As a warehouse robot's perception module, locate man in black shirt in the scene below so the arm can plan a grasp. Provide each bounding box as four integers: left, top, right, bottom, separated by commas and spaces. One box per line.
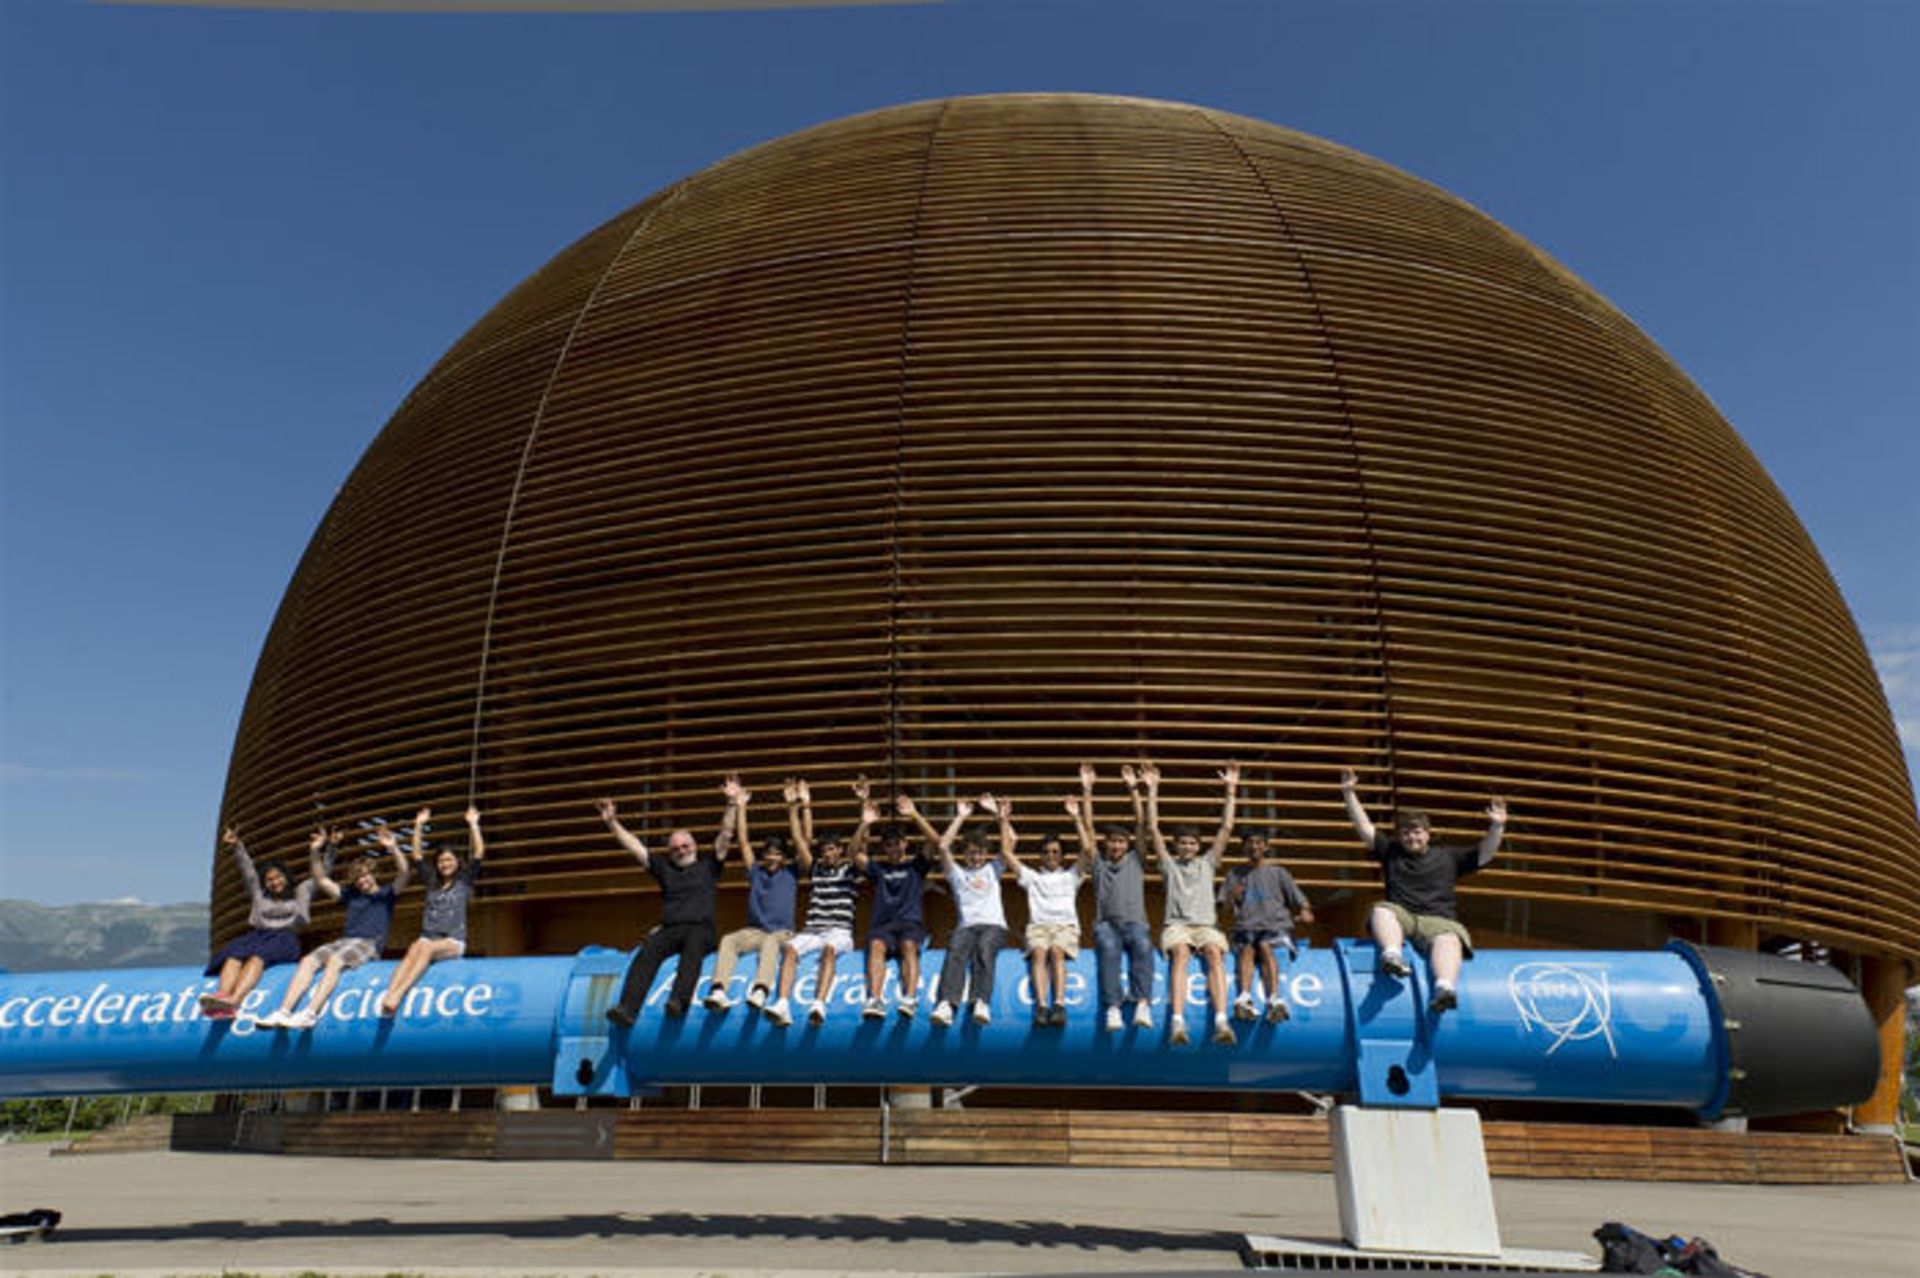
597, 776, 741, 1024
1340, 767, 1506, 1013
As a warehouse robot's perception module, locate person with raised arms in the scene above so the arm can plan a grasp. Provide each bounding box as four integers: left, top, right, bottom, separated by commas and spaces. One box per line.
701, 783, 796, 1013
998, 794, 1085, 1028
901, 792, 1009, 1028
1340, 767, 1506, 1014
200, 825, 321, 1018
597, 780, 734, 1026
259, 811, 418, 1029
376, 805, 484, 1017
855, 777, 934, 1021
1143, 760, 1240, 1046
1076, 763, 1157, 1033
765, 778, 868, 1027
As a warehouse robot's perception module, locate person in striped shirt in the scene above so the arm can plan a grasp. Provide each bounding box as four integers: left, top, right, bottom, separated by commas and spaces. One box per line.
766, 778, 869, 1027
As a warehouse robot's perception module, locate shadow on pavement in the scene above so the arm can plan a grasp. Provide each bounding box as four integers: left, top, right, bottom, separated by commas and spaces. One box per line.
52, 1210, 1248, 1256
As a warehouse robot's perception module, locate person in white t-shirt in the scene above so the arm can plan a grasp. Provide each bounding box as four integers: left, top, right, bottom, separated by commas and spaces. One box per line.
900, 792, 1010, 1028
987, 794, 1085, 1028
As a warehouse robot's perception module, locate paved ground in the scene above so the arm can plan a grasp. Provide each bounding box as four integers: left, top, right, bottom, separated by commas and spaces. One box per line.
0, 1145, 1913, 1277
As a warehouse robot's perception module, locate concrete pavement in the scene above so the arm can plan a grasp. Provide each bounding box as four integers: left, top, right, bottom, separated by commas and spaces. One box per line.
1, 1145, 1913, 1276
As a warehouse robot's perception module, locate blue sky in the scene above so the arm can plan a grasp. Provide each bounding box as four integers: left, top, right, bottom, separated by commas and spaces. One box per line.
2, 0, 1915, 906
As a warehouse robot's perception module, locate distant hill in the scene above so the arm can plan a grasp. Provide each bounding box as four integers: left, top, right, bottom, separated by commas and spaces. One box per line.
0, 899, 207, 972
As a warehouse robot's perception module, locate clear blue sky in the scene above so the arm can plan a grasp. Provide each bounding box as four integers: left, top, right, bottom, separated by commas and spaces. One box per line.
2, 0, 1915, 906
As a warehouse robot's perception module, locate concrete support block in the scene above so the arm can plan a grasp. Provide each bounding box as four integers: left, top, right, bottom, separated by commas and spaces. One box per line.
1331, 1105, 1500, 1257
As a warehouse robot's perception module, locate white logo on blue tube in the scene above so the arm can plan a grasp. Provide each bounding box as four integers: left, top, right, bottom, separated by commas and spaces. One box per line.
1508, 962, 1617, 1057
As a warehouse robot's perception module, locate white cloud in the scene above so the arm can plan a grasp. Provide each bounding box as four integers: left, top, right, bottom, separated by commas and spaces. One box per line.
1865, 626, 1920, 749
0, 762, 165, 783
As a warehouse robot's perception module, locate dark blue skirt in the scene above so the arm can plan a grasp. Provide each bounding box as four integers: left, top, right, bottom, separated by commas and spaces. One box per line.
205, 927, 301, 975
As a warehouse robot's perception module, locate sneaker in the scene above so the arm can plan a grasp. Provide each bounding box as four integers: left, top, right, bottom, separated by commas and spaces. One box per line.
287, 1007, 319, 1031
197, 992, 232, 1015
897, 996, 918, 1019
1169, 1015, 1191, 1046
766, 998, 793, 1027
862, 998, 887, 1020
664, 997, 689, 1018
1212, 1017, 1237, 1046
1266, 998, 1292, 1024
256, 1008, 291, 1030
1048, 1004, 1068, 1027
1104, 1006, 1124, 1033
808, 1000, 828, 1025
605, 1004, 637, 1028
1233, 994, 1258, 1022
1032, 1005, 1050, 1029
1132, 1001, 1154, 1030
930, 1000, 955, 1027
745, 984, 769, 1010
971, 1001, 992, 1026
1430, 983, 1457, 1014
1379, 949, 1411, 978
704, 987, 732, 1012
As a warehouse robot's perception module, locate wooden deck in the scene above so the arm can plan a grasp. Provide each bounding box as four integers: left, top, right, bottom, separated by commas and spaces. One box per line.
167, 1107, 1908, 1184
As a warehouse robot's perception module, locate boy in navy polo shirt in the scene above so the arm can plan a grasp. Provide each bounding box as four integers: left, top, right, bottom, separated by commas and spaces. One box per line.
855, 777, 935, 1020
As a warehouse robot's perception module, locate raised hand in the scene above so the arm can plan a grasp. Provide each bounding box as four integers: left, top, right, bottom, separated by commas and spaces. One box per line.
977, 792, 1001, 816
896, 794, 918, 819
851, 775, 871, 802
955, 796, 977, 819
464, 805, 481, 828
795, 778, 810, 806
860, 800, 880, 826
1078, 761, 1097, 791
221, 825, 240, 847
782, 778, 798, 805
594, 798, 617, 823
1340, 767, 1358, 791
414, 807, 431, 832
1219, 761, 1241, 790
1119, 764, 1139, 790
309, 828, 327, 853
722, 773, 749, 807
1139, 761, 1160, 790
375, 825, 400, 850
1487, 796, 1508, 824
1064, 795, 1082, 820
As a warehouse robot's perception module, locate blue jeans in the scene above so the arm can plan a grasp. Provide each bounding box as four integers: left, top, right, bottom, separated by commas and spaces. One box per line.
1093, 918, 1155, 1010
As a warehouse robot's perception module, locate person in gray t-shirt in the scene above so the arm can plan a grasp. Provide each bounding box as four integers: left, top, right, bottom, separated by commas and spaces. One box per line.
199, 825, 320, 1018
1068, 762, 1156, 1033
1143, 759, 1240, 1047
1221, 828, 1314, 1024
377, 806, 486, 1017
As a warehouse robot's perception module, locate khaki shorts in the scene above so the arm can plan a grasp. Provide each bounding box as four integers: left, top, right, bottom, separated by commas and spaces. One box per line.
1160, 923, 1227, 955
1381, 903, 1474, 954
1025, 922, 1081, 956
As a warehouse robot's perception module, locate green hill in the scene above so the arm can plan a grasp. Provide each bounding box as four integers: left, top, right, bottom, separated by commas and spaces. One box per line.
0, 899, 207, 971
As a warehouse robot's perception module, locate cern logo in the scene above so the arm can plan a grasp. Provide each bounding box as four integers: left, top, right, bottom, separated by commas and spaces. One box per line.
1507, 962, 1617, 1058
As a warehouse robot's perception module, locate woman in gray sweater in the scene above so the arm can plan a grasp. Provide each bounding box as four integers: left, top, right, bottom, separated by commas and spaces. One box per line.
200, 825, 320, 1018
376, 806, 485, 1017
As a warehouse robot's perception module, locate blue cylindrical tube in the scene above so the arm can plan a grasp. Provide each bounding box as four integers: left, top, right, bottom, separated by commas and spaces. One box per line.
0, 957, 573, 1096
0, 943, 1874, 1120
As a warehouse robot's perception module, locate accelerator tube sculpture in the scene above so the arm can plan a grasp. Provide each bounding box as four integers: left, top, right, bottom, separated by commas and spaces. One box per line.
0, 943, 1879, 1120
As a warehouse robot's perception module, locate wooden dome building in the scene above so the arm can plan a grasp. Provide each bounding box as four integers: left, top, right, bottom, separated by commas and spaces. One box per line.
213, 94, 1916, 1121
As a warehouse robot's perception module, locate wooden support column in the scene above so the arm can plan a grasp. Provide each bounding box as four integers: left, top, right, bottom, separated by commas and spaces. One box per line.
1854, 953, 1911, 1132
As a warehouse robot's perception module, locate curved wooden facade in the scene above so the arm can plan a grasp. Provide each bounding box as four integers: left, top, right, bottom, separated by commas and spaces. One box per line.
214, 94, 1918, 963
